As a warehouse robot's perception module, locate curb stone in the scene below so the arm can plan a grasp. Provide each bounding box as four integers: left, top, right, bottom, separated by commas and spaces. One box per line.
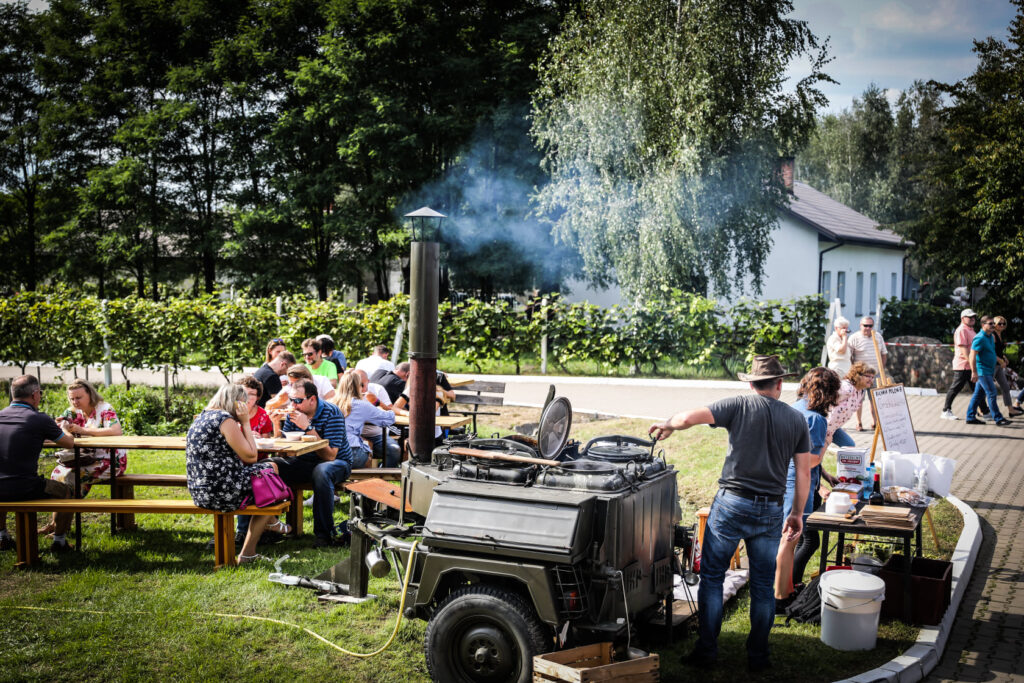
834, 494, 981, 683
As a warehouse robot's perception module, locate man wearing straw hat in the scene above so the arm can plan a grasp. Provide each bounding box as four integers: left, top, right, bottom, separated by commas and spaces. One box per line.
650, 355, 812, 673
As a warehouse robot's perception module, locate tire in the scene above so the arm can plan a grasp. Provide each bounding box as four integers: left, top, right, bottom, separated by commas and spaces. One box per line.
424, 584, 550, 683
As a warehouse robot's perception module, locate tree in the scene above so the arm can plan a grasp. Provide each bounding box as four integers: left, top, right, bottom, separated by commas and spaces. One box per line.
0, 2, 47, 291
899, 1, 1024, 312
531, 0, 831, 299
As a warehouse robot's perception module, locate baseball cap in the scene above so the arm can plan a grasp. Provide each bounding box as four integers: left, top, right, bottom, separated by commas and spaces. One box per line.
960, 308, 977, 318
315, 334, 334, 344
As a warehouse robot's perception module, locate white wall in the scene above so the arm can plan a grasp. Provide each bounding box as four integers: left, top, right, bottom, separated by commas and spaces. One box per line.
820, 243, 904, 320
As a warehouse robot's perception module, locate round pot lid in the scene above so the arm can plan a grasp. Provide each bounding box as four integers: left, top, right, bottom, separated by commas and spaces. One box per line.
537, 396, 572, 460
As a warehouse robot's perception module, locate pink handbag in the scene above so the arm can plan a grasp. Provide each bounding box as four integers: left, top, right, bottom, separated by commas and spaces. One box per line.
243, 469, 292, 508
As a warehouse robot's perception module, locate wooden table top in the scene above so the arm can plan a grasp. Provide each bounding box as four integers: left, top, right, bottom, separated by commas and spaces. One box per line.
392, 414, 472, 429
446, 375, 475, 388
47, 435, 327, 456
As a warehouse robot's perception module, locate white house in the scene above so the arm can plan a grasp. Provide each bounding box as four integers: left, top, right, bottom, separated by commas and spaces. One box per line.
565, 163, 910, 317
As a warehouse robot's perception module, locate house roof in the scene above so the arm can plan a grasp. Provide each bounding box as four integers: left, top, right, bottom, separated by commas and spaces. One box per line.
782, 181, 908, 249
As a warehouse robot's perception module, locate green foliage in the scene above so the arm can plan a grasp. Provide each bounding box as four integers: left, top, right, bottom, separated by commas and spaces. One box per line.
0, 290, 834, 379
531, 0, 831, 299
880, 298, 961, 342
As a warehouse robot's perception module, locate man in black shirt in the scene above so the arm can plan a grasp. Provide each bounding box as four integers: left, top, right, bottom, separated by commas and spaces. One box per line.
253, 352, 290, 409
0, 376, 75, 551
370, 362, 411, 404
650, 355, 811, 672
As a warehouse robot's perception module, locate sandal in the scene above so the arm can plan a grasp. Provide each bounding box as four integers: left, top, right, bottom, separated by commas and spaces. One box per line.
266, 520, 292, 535
237, 553, 270, 565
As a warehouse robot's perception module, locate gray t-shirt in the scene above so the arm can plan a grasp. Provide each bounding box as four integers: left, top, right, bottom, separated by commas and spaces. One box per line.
708, 394, 811, 496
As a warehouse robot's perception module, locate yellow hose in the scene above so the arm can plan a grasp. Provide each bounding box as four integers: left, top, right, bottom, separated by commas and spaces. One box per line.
8, 539, 420, 659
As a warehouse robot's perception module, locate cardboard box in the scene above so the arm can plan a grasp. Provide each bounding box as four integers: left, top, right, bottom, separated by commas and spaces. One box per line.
878, 554, 952, 624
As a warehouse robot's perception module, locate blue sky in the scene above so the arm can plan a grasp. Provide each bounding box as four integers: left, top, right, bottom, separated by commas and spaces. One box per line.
787, 0, 1019, 112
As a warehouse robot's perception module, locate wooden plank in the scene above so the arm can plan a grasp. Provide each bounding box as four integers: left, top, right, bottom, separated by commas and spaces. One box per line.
445, 376, 476, 388
463, 380, 506, 393
343, 479, 412, 512
453, 393, 504, 407
43, 436, 327, 457
98, 474, 187, 486
350, 468, 401, 481
0, 499, 289, 515
392, 414, 472, 428
448, 447, 558, 466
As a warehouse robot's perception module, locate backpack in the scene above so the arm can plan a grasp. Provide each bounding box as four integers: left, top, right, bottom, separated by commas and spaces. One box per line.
784, 575, 822, 625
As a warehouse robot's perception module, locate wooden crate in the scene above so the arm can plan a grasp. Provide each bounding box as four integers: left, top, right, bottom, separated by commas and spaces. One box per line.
533, 642, 659, 682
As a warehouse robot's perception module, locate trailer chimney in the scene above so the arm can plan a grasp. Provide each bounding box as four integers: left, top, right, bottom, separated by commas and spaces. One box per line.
404, 207, 445, 463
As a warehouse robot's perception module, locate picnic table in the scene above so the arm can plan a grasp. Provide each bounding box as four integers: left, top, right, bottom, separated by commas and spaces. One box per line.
45, 436, 326, 549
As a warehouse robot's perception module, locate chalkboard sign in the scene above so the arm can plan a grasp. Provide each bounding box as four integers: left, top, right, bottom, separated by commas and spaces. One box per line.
870, 384, 919, 455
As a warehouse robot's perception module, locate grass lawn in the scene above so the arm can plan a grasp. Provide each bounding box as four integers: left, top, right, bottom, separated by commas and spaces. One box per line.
0, 408, 963, 682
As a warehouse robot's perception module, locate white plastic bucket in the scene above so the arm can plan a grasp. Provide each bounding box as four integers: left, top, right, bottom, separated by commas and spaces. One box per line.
819, 570, 885, 650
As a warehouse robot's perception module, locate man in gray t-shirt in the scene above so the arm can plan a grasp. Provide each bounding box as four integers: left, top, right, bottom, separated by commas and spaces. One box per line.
650, 355, 812, 672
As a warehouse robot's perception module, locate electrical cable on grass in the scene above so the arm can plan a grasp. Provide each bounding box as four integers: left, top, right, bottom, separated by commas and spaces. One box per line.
9, 539, 420, 659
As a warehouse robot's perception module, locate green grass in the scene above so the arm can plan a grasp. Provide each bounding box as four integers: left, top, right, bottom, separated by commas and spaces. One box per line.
0, 414, 963, 682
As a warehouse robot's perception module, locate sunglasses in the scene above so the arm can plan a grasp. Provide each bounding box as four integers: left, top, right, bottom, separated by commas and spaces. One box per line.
303, 351, 317, 358
289, 396, 306, 405
270, 338, 285, 344
861, 324, 873, 328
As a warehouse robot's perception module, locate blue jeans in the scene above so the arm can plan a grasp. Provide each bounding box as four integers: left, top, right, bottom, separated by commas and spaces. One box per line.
967, 375, 1004, 421
367, 431, 402, 468
832, 428, 855, 448
697, 489, 784, 663
275, 453, 353, 540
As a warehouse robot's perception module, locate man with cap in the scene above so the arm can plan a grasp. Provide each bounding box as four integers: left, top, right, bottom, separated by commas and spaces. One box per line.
650, 355, 812, 672
316, 334, 346, 374
941, 308, 987, 420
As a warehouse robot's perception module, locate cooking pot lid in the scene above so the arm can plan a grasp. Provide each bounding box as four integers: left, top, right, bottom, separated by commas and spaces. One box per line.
537, 396, 572, 460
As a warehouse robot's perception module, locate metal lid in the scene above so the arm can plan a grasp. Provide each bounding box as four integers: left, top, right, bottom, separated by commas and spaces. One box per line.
537, 396, 572, 460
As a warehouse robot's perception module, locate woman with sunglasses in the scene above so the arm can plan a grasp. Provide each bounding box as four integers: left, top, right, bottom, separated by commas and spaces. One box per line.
265, 338, 287, 364
992, 317, 1023, 416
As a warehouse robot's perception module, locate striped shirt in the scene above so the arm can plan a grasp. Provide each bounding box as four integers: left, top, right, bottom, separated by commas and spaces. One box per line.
283, 399, 351, 464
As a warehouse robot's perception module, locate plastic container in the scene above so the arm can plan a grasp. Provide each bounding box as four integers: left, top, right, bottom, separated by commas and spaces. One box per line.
848, 553, 883, 575
819, 570, 886, 650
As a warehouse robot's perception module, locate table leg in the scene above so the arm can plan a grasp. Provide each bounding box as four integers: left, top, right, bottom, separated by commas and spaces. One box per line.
836, 532, 846, 566
287, 487, 303, 537
818, 530, 831, 575
15, 511, 39, 568
915, 523, 923, 558
73, 446, 82, 552
109, 458, 117, 536
214, 513, 236, 569
903, 536, 913, 621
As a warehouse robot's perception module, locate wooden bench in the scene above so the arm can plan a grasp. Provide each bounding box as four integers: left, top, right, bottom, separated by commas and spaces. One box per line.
0, 499, 289, 569
286, 467, 402, 536
448, 380, 506, 433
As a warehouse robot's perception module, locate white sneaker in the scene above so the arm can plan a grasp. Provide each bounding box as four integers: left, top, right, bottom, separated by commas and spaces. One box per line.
941, 410, 959, 420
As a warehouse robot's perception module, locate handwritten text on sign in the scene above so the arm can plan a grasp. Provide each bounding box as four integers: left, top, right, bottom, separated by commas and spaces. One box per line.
871, 384, 919, 455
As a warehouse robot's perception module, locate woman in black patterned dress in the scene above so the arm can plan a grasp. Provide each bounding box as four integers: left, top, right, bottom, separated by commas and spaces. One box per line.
186, 384, 279, 563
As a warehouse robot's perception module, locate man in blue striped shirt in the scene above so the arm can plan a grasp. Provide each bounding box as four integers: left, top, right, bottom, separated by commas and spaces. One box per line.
270, 380, 351, 547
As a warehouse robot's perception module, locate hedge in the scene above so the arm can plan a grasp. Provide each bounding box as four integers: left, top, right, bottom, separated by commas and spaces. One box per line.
1, 286, 831, 378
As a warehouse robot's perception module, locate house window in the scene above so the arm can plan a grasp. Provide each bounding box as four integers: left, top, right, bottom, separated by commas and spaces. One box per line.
855, 272, 864, 317
821, 271, 832, 300
870, 273, 878, 314
837, 272, 846, 309
891, 273, 898, 298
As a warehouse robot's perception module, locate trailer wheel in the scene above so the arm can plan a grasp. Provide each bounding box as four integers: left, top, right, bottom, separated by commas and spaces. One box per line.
424, 585, 549, 683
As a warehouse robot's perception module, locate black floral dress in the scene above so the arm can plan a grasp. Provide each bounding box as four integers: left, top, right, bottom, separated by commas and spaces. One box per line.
185, 410, 273, 511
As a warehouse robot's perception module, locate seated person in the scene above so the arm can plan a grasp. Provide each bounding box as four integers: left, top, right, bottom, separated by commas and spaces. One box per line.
355, 345, 395, 377
0, 376, 75, 553
235, 375, 273, 437
269, 380, 351, 547
302, 338, 339, 388
333, 371, 399, 468
185, 385, 281, 563
355, 369, 399, 464
370, 362, 410, 404
254, 350, 290, 409
266, 364, 334, 411
38, 379, 127, 544
264, 338, 287, 366
393, 390, 447, 447
316, 334, 347, 374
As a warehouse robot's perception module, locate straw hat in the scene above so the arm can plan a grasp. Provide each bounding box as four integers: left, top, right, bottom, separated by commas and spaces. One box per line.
737, 355, 797, 382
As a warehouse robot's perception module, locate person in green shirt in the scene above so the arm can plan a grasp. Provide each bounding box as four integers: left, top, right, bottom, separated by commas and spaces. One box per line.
302, 338, 339, 388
